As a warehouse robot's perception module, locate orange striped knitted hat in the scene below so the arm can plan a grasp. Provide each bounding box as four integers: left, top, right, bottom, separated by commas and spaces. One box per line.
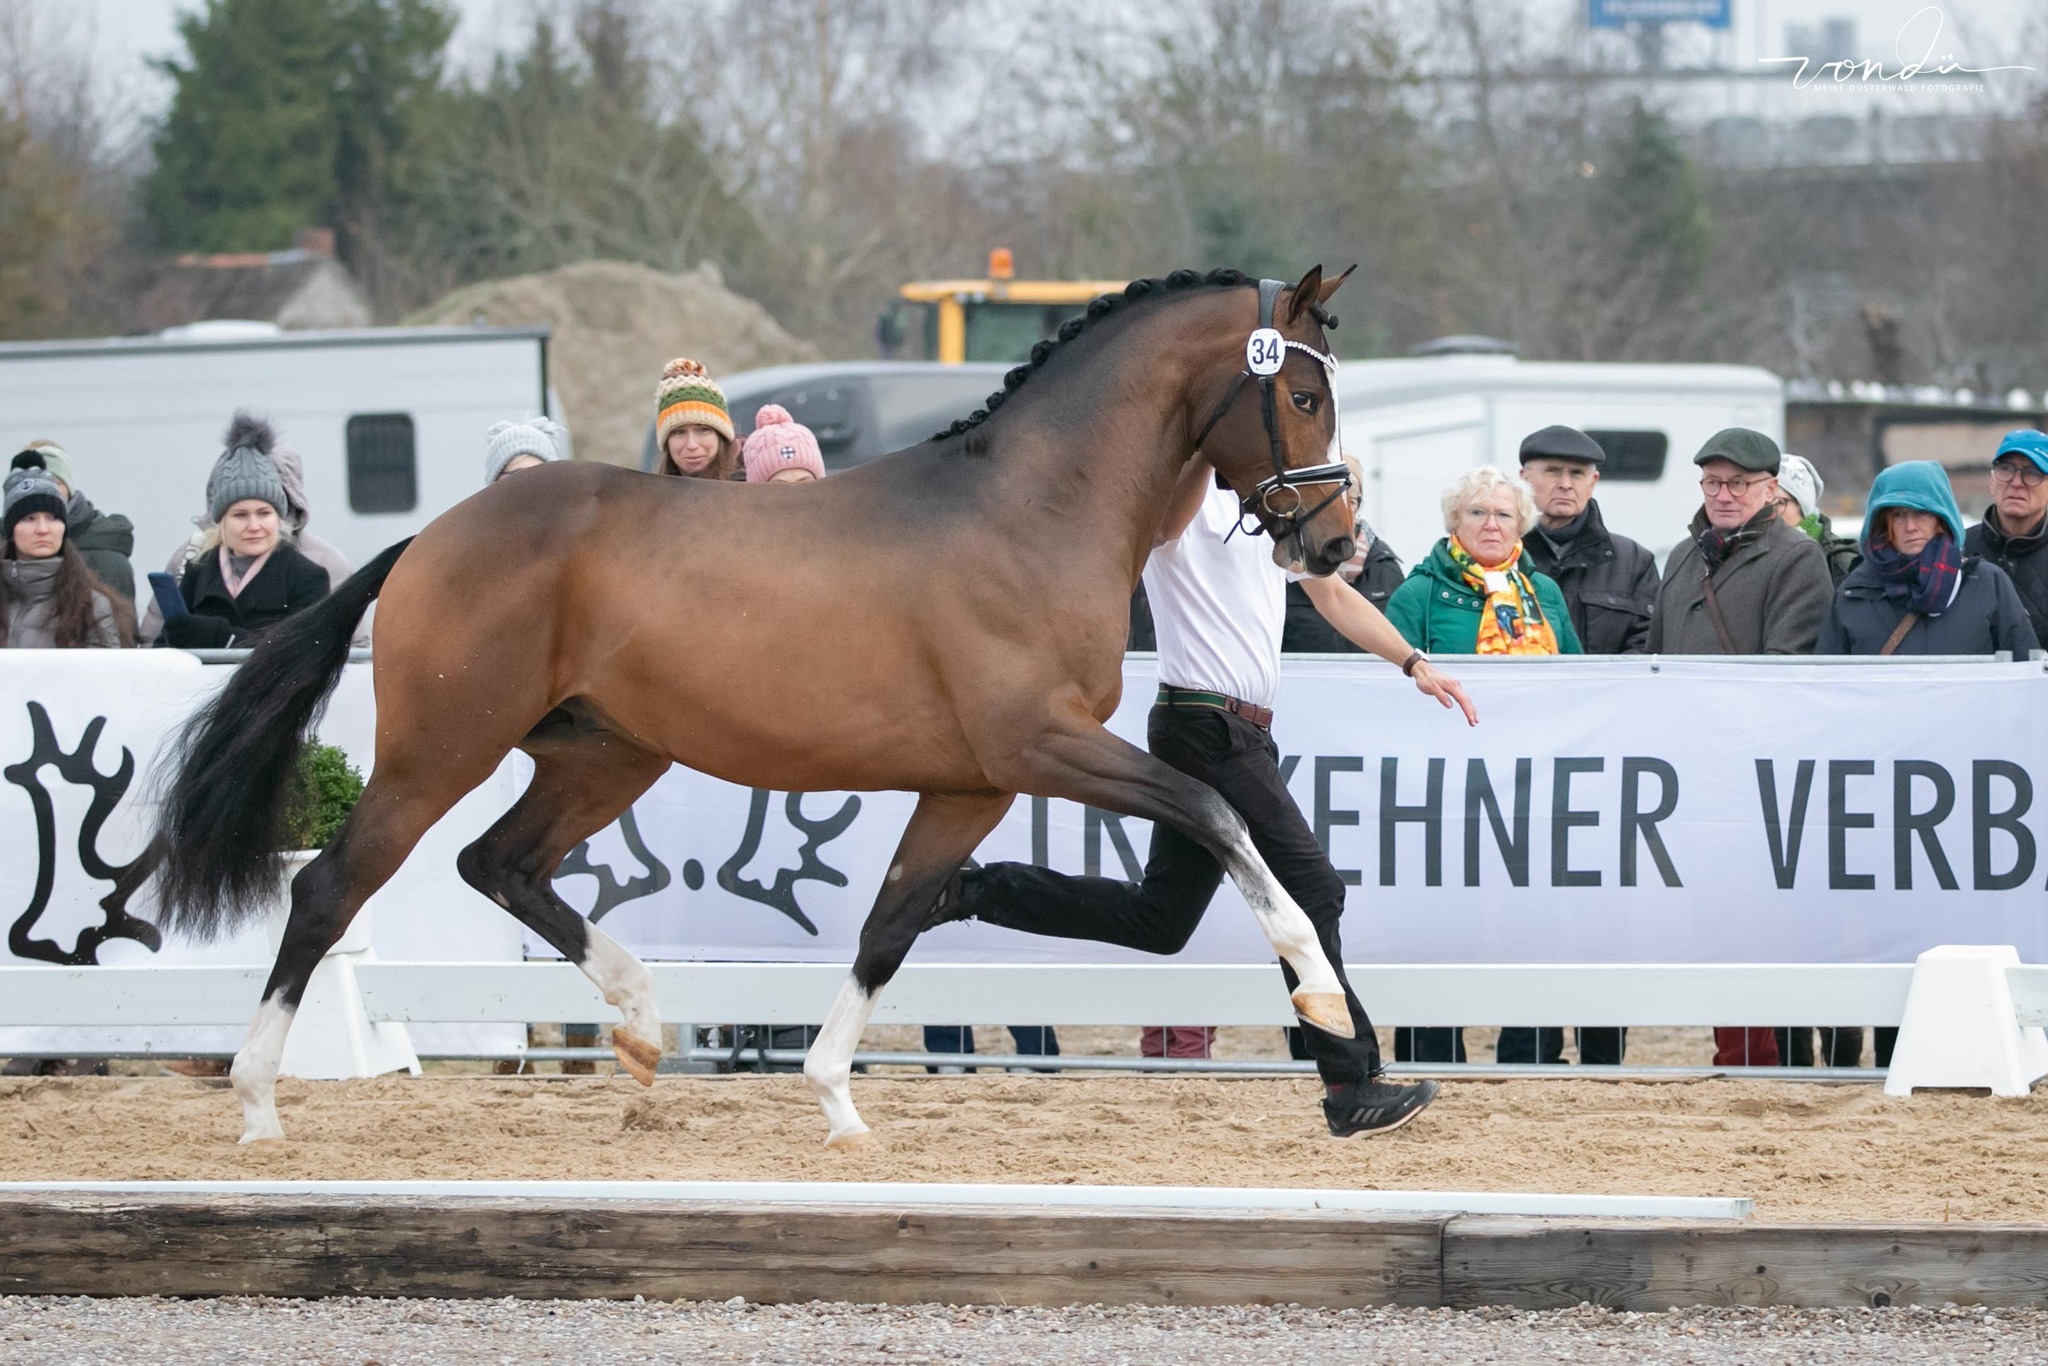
655, 358, 734, 448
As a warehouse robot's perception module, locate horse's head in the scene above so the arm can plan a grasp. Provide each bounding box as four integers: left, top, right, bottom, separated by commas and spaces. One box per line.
1193, 264, 1356, 577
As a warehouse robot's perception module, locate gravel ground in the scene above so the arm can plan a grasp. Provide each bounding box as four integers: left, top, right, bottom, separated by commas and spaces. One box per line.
2, 1297, 2045, 1365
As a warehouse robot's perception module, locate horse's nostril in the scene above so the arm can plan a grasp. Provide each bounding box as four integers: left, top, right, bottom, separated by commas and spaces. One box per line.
1324, 536, 1355, 568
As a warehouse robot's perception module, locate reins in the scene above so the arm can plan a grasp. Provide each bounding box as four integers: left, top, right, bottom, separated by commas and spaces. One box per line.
1189, 277, 1354, 551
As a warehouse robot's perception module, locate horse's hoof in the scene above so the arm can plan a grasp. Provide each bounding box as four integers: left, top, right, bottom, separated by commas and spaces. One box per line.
238, 1115, 284, 1145
825, 1128, 881, 1153
611, 1028, 662, 1087
1292, 989, 1356, 1039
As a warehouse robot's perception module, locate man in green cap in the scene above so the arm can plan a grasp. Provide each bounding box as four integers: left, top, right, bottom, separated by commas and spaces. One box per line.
1648, 426, 1831, 657
1648, 426, 1832, 1072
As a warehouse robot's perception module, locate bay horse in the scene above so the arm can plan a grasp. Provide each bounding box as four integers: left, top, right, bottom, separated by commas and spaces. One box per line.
155, 265, 1361, 1149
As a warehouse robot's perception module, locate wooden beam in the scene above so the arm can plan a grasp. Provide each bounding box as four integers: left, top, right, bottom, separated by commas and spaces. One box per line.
0, 1196, 1447, 1308
7, 1196, 2046, 1309
1441, 1217, 2048, 1310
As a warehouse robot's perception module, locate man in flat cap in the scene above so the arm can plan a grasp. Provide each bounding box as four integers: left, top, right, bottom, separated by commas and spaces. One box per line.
1648, 427, 1830, 657
1648, 427, 1832, 1072
1503, 424, 1656, 1070
1518, 425, 1659, 656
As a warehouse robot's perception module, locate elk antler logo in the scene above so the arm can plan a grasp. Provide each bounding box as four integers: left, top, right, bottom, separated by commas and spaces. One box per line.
5, 702, 161, 965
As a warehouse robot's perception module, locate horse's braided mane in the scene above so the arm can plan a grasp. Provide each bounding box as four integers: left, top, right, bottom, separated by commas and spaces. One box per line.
930, 266, 1311, 444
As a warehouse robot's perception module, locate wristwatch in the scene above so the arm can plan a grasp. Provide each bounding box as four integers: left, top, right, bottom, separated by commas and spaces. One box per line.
1401, 649, 1430, 677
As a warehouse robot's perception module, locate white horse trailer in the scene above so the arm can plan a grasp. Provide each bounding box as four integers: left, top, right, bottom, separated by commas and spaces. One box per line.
0, 325, 552, 574
1338, 356, 1785, 563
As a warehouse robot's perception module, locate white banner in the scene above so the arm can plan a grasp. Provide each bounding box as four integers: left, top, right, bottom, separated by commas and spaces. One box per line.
0, 652, 521, 1053
0, 654, 2042, 1034
559, 656, 2048, 967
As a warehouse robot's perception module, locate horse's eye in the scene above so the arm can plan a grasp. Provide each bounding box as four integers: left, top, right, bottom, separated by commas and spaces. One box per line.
1291, 391, 1318, 414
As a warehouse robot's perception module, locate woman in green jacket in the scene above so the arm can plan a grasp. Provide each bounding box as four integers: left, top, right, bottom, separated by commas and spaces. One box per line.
1383, 465, 1580, 1068
1385, 466, 1584, 657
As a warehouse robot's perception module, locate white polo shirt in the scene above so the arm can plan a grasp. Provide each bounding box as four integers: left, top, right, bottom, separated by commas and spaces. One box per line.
1143, 484, 1306, 710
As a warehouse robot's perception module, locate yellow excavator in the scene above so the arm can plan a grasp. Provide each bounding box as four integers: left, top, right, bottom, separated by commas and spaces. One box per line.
887, 250, 1128, 364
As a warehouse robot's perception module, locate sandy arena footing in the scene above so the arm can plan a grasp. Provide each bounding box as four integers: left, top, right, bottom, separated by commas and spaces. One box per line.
1, 1073, 2042, 1310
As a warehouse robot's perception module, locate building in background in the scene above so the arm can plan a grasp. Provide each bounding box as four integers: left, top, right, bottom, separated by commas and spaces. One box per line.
135, 228, 372, 335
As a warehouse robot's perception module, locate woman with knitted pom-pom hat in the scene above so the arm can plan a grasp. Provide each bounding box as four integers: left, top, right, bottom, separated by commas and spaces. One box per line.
654, 358, 738, 479
741, 405, 825, 484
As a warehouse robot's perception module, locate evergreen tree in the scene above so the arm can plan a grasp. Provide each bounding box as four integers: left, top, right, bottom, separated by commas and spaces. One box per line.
396, 2, 756, 287
147, 0, 453, 254
1600, 102, 1710, 304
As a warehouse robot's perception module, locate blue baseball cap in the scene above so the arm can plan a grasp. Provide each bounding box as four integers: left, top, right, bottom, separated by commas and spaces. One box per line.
1994, 429, 2048, 473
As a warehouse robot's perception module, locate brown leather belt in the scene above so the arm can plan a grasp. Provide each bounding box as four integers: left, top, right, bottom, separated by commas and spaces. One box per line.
1155, 684, 1274, 730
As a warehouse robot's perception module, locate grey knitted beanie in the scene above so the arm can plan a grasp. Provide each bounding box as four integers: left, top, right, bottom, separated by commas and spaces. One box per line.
483, 416, 571, 484
3, 462, 68, 537
208, 412, 289, 524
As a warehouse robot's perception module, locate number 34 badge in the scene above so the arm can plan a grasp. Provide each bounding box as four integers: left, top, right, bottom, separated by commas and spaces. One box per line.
1246, 328, 1285, 376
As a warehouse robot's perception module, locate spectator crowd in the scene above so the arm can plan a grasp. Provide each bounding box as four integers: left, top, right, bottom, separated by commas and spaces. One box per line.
7, 354, 2046, 1075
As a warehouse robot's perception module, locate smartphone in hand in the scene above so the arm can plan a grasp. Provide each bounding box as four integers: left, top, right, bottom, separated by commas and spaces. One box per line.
147, 571, 189, 622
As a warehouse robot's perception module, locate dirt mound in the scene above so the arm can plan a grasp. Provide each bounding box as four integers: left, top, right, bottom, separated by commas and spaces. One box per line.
405, 260, 819, 467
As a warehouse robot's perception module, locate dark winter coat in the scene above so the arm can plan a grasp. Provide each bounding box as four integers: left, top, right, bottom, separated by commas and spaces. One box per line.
1647, 510, 1832, 655
1281, 538, 1406, 652
65, 494, 135, 605
158, 541, 330, 649
1809, 512, 1861, 587
1964, 509, 2048, 648
1520, 500, 1658, 655
1817, 558, 2039, 657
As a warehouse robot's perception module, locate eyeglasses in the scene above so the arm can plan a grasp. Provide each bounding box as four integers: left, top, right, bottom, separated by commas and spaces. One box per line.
1990, 462, 2047, 488
1699, 475, 1771, 496
1461, 508, 1518, 524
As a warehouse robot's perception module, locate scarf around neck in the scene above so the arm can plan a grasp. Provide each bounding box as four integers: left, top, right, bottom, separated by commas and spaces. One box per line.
1446, 537, 1559, 655
1695, 505, 1773, 574
1865, 532, 1963, 616
218, 545, 273, 600
1536, 506, 1591, 558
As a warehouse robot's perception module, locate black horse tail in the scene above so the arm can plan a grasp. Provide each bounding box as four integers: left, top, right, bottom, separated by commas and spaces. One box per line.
153, 537, 414, 940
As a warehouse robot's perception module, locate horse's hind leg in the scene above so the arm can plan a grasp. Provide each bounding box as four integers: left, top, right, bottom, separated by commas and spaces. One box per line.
991, 712, 1353, 1039
457, 724, 670, 1084
805, 789, 1014, 1150
234, 751, 501, 1142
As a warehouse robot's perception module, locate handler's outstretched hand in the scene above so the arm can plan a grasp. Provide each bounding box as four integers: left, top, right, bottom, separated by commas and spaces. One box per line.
1414, 662, 1478, 726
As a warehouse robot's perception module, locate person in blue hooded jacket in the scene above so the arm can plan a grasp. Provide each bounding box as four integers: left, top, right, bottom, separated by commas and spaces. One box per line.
1816, 461, 2038, 659
1812, 462, 2038, 1071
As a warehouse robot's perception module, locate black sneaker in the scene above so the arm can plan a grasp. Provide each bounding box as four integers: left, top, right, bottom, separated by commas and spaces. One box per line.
1323, 1076, 1440, 1138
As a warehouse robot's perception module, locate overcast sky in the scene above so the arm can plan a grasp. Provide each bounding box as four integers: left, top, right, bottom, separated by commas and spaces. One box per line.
42, 0, 2045, 137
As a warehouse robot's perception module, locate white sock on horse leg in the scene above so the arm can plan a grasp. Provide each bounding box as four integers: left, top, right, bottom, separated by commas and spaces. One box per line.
804, 975, 878, 1146
231, 995, 294, 1144
1222, 831, 1340, 995
582, 925, 660, 1052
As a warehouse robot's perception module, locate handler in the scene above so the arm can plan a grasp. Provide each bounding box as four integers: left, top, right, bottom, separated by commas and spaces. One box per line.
938, 454, 1477, 1138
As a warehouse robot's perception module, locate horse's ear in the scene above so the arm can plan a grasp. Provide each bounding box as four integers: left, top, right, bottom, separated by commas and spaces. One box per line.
1317, 264, 1357, 304
1285, 264, 1324, 325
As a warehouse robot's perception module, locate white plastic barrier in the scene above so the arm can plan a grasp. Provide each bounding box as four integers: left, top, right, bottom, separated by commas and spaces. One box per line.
4, 954, 2042, 1091
0, 960, 1918, 1032
0, 959, 1911, 1075
1883, 947, 2048, 1098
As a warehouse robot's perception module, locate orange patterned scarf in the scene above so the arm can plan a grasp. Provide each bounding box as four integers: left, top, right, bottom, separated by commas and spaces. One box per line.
1447, 538, 1559, 656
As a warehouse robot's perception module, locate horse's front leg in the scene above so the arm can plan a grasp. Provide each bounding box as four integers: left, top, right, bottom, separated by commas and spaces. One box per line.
803, 789, 1016, 1150
993, 708, 1353, 1038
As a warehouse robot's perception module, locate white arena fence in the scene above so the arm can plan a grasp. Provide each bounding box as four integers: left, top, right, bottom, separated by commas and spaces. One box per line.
0, 650, 2041, 1094
0, 956, 2044, 1093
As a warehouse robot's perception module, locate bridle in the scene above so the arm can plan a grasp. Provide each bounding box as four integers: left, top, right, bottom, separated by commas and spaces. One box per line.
1189, 277, 1353, 546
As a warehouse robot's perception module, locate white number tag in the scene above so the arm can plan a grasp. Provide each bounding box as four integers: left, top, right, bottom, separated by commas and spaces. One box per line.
1246, 328, 1285, 376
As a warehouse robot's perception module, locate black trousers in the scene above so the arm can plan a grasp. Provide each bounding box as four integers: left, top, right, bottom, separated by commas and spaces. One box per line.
960, 704, 1382, 1087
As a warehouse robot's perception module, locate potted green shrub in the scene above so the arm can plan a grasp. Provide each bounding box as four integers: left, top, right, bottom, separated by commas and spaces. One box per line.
283, 741, 365, 853
266, 741, 371, 954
